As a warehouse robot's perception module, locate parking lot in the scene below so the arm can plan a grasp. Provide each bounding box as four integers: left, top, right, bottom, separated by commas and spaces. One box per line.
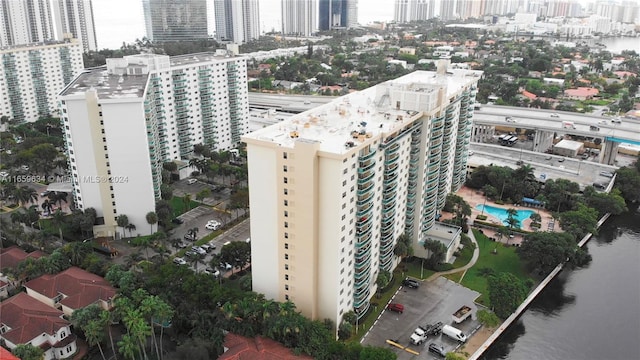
361, 277, 480, 359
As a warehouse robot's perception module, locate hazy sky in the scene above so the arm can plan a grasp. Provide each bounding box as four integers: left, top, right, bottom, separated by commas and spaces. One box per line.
92, 0, 395, 50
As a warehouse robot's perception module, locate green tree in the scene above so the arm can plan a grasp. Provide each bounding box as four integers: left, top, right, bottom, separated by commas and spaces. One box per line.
582, 187, 627, 217
505, 208, 520, 241
476, 309, 501, 327
517, 232, 591, 275
393, 233, 413, 259
219, 241, 251, 273
376, 270, 391, 292
51, 209, 66, 241
558, 203, 599, 241
145, 211, 158, 234
423, 238, 446, 269
487, 272, 529, 319
614, 166, 640, 203
117, 214, 130, 237
358, 345, 398, 360
12, 344, 44, 360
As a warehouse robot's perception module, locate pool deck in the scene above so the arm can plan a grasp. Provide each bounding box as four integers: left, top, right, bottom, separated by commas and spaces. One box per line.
444, 186, 560, 246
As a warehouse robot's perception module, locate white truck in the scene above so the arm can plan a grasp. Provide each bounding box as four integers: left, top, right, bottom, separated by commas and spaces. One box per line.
452, 305, 473, 324
410, 327, 428, 345
442, 324, 467, 342
562, 121, 576, 129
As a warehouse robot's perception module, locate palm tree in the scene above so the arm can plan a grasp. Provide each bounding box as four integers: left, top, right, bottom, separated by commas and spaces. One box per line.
183, 194, 192, 211
99, 310, 118, 360
117, 334, 138, 360
13, 186, 38, 206
145, 211, 158, 234
51, 209, 66, 241
126, 223, 137, 237
85, 319, 107, 360
505, 208, 520, 244
117, 215, 130, 238
41, 199, 53, 215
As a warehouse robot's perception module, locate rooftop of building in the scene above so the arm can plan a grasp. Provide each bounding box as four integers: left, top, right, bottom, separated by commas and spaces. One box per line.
0, 293, 68, 345
243, 69, 482, 154
0, 39, 79, 53
59, 67, 149, 99
219, 333, 313, 360
0, 246, 45, 270
60, 51, 244, 100
24, 267, 116, 310
423, 221, 462, 249
0, 346, 19, 360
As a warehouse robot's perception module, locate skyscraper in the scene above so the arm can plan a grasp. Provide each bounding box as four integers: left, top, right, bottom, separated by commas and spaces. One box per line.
51, 0, 97, 51
59, 51, 249, 238
0, 39, 83, 123
394, 0, 434, 23
243, 62, 482, 328
0, 0, 56, 47
214, 0, 260, 43
318, 0, 358, 30
142, 0, 208, 42
282, 0, 317, 37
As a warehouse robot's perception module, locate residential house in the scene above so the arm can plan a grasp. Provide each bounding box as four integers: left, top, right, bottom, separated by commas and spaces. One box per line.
219, 333, 313, 360
0, 279, 8, 299
0, 347, 20, 360
0, 247, 45, 290
564, 87, 599, 100
23, 267, 116, 317
0, 293, 77, 360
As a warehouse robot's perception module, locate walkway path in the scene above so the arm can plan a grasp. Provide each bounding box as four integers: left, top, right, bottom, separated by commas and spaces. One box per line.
426, 229, 480, 282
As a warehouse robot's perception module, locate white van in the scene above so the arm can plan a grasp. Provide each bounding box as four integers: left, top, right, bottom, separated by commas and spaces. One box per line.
442, 324, 467, 342
223, 241, 231, 247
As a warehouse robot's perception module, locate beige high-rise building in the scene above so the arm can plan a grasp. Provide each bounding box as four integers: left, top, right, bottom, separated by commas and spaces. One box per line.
243, 63, 482, 328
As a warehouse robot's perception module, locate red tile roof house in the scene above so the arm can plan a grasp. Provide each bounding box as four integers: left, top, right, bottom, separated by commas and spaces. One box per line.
0, 246, 45, 291
23, 267, 116, 317
0, 293, 77, 359
0, 346, 20, 360
0, 280, 8, 299
563, 87, 599, 100
219, 333, 313, 360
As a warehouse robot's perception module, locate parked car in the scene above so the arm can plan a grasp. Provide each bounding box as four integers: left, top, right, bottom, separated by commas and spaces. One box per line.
40, 190, 51, 197
557, 157, 565, 162
184, 233, 196, 241
402, 278, 420, 289
204, 267, 220, 277
173, 257, 187, 265
187, 178, 197, 185
428, 343, 447, 357
171, 218, 184, 225
185, 250, 197, 258
220, 262, 233, 271
205, 221, 220, 230
200, 244, 214, 252
599, 171, 614, 178
387, 303, 404, 314
192, 246, 206, 255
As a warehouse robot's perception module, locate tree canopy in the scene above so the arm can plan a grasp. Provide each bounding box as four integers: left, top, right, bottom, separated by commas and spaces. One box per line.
487, 272, 529, 319
517, 232, 591, 275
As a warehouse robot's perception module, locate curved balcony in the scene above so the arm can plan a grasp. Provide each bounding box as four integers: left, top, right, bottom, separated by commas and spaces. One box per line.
379, 253, 394, 271
358, 180, 375, 195
382, 206, 396, 219
380, 220, 394, 234
384, 161, 399, 173
359, 160, 376, 174
386, 143, 400, 154
358, 169, 375, 183
384, 171, 398, 184
356, 191, 374, 206
357, 220, 373, 235
380, 238, 395, 253
383, 181, 398, 195
359, 158, 375, 169
359, 150, 377, 161
353, 290, 370, 309
354, 273, 371, 292
355, 249, 372, 265
357, 231, 372, 246
357, 213, 373, 228
355, 260, 371, 277
357, 203, 373, 219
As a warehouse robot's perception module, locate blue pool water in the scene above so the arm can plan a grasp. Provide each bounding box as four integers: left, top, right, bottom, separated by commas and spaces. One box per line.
475, 204, 534, 226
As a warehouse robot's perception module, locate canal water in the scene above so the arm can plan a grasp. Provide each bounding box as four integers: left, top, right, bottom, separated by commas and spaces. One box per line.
482, 205, 640, 360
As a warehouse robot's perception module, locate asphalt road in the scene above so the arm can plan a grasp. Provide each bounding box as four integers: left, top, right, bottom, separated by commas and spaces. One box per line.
361, 277, 480, 360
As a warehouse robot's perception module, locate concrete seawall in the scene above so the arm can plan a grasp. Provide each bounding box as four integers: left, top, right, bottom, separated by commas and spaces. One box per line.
468, 213, 611, 360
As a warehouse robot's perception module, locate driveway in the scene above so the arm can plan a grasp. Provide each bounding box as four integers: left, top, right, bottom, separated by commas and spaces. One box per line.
361, 277, 481, 359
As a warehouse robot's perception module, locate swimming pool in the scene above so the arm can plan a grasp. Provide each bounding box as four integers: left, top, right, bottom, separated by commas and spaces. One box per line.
475, 204, 534, 227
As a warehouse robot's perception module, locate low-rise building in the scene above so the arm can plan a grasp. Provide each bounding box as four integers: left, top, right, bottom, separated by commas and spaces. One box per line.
23, 267, 116, 316
563, 87, 599, 100
0, 293, 77, 359
219, 333, 313, 359
553, 139, 584, 158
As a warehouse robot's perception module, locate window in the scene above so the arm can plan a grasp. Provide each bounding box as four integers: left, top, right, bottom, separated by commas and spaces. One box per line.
285, 295, 289, 300
284, 177, 288, 184
284, 254, 289, 260
283, 165, 288, 172
285, 274, 289, 280
285, 284, 289, 290
284, 222, 288, 228
285, 264, 289, 270
284, 200, 288, 206
284, 189, 288, 195
284, 211, 288, 217
284, 232, 289, 239
283, 152, 288, 159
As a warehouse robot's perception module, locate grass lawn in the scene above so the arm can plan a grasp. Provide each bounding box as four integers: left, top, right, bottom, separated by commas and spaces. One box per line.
400, 258, 436, 280
461, 230, 531, 305
170, 196, 202, 216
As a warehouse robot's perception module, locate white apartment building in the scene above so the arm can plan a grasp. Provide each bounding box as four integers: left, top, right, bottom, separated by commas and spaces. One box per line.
52, 0, 98, 52
0, 39, 83, 123
282, 0, 317, 37
243, 62, 481, 327
59, 51, 249, 237
214, 0, 260, 44
0, 0, 56, 47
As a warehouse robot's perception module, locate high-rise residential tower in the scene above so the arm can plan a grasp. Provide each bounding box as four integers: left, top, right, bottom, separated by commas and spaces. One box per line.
142, 0, 208, 42
394, 0, 434, 23
0, 0, 56, 47
282, 0, 317, 37
51, 0, 97, 52
59, 51, 249, 238
243, 62, 481, 328
0, 39, 83, 123
318, 0, 358, 30
214, 0, 260, 43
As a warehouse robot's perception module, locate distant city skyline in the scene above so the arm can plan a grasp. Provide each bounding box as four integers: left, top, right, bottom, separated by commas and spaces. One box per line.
92, 0, 634, 50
